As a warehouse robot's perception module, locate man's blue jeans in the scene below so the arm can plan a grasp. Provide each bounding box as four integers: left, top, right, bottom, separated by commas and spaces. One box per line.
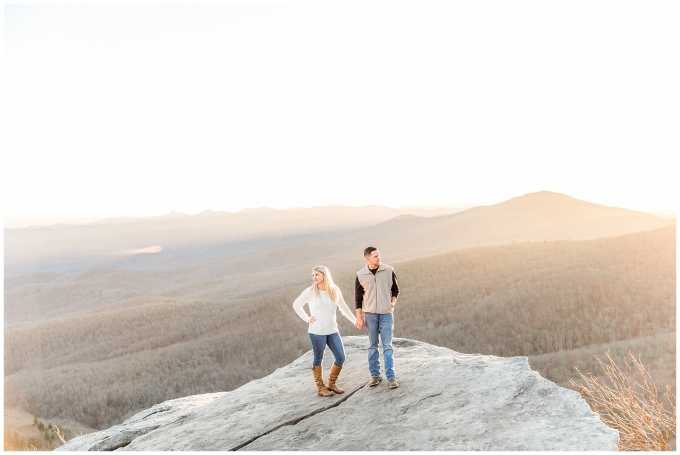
309, 332, 346, 367
364, 312, 395, 380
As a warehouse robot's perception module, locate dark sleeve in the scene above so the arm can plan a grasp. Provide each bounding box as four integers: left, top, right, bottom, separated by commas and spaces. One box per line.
391, 271, 400, 298
355, 276, 364, 309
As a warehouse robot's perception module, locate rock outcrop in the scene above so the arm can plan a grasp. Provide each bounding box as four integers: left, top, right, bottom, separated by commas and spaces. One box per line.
58, 337, 618, 451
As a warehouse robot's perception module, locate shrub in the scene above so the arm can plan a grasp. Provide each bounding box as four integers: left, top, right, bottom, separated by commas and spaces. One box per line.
570, 350, 676, 451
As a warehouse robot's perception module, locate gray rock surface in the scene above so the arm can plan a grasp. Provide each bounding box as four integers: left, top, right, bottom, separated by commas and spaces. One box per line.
55, 392, 227, 451
58, 337, 618, 451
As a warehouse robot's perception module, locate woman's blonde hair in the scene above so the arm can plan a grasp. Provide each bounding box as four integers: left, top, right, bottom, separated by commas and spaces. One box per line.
311, 265, 339, 304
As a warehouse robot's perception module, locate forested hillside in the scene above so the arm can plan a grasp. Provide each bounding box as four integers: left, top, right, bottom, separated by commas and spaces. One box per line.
383, 225, 675, 356
5, 225, 674, 430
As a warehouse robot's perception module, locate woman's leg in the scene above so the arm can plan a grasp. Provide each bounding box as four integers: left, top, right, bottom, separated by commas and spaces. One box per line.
325, 333, 346, 394
326, 332, 346, 367
309, 333, 333, 396
309, 333, 327, 366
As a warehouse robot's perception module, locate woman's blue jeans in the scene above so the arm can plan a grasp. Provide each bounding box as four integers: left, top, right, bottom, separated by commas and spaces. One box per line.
309, 332, 346, 367
364, 312, 395, 380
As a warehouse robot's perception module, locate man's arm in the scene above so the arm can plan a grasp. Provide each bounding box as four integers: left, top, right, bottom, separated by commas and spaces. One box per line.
391, 270, 399, 304
355, 275, 364, 308
355, 276, 365, 328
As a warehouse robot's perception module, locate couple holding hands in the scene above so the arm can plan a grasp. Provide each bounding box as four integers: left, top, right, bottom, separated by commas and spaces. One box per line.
292, 246, 400, 397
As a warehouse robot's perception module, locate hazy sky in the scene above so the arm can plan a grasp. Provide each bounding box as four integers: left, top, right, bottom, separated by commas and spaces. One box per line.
4, 1, 678, 223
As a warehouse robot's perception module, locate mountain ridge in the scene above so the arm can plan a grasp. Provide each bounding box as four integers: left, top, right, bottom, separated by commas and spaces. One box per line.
5, 192, 671, 280
5, 191, 674, 324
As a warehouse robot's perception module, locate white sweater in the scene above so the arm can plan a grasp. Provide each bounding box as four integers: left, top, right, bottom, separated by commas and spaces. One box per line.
292, 286, 357, 335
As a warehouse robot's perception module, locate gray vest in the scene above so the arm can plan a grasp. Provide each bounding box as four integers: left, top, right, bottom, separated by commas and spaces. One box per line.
357, 263, 394, 314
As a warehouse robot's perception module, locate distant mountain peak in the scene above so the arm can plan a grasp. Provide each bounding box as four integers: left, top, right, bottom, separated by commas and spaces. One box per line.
513, 190, 574, 200
494, 191, 601, 210
493, 191, 657, 218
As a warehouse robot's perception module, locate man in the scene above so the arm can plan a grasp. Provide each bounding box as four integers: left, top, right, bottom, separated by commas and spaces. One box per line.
354, 246, 400, 389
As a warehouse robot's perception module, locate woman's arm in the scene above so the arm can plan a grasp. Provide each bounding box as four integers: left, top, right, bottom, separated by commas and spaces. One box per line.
292, 288, 315, 324
335, 289, 357, 325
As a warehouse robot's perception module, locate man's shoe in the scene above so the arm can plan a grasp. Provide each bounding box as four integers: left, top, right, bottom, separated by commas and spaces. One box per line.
387, 379, 399, 389
368, 377, 382, 387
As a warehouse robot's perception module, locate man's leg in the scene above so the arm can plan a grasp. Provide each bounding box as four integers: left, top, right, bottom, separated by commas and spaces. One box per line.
379, 313, 395, 380
364, 312, 381, 379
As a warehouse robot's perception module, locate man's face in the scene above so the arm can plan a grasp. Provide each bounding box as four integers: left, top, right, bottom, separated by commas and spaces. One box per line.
366, 250, 381, 268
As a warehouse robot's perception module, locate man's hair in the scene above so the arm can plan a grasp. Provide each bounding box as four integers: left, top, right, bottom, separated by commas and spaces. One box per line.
364, 246, 378, 257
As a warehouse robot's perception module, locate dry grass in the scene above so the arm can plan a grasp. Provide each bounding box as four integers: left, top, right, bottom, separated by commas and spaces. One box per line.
3, 407, 92, 451
570, 350, 676, 451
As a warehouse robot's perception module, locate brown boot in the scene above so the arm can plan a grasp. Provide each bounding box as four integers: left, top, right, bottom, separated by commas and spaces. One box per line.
326, 364, 344, 394
312, 366, 333, 397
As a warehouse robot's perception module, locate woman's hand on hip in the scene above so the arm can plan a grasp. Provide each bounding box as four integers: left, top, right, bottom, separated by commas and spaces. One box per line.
308, 316, 316, 324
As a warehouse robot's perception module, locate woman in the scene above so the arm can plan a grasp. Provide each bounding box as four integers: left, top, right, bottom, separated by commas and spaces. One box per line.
293, 266, 357, 397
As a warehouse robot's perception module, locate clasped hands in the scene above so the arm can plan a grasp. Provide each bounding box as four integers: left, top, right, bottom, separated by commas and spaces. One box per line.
308, 315, 365, 329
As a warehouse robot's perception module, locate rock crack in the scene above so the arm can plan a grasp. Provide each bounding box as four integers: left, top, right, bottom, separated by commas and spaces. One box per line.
230, 383, 366, 451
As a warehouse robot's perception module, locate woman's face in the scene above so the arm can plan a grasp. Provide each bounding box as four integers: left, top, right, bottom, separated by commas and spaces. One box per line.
312, 270, 325, 286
